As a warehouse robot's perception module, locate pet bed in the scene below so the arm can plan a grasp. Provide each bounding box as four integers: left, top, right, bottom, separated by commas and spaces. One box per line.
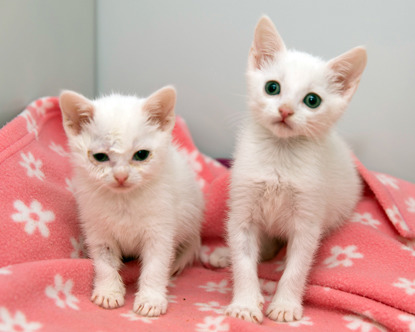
0, 97, 414, 331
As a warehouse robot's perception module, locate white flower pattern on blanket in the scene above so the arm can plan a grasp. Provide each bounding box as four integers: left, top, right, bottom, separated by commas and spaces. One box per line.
19, 152, 45, 181
182, 148, 206, 189
65, 178, 76, 194
198, 280, 232, 294
376, 173, 400, 190
195, 316, 229, 332
398, 314, 415, 332
120, 310, 159, 324
19, 97, 55, 138
285, 316, 313, 327
386, 205, 410, 232
20, 110, 38, 138
401, 239, 415, 257
350, 212, 381, 229
0, 267, 11, 276
343, 314, 386, 332
70, 236, 87, 259
11, 200, 55, 238
45, 274, 79, 310
406, 197, 415, 213
49, 141, 70, 158
30, 97, 54, 116
194, 301, 226, 314
0, 307, 42, 332
393, 278, 415, 296
323, 245, 364, 268
183, 149, 203, 173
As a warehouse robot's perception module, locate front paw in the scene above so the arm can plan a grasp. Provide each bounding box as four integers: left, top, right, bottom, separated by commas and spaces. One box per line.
91, 288, 125, 309
266, 299, 303, 322
225, 303, 263, 324
133, 292, 168, 317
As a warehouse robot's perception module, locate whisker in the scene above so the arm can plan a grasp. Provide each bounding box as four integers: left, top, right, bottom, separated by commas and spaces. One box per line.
223, 112, 249, 131
229, 92, 249, 100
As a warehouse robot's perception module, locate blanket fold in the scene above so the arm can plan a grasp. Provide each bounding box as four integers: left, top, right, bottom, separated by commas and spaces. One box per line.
0, 97, 414, 331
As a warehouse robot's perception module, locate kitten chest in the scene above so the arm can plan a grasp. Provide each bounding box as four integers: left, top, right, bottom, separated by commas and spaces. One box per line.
251, 178, 299, 237
79, 190, 174, 257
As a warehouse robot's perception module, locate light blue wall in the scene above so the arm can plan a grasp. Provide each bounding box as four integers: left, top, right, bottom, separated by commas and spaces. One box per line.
96, 0, 415, 182
0, 0, 95, 126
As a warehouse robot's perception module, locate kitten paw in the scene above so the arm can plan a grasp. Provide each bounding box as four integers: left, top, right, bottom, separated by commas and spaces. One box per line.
133, 292, 168, 317
91, 290, 125, 309
266, 300, 303, 322
209, 247, 231, 268
225, 303, 263, 324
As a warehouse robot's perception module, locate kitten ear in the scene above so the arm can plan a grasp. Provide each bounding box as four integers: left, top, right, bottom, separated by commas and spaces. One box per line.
143, 86, 176, 131
328, 47, 367, 100
249, 15, 286, 70
59, 90, 94, 135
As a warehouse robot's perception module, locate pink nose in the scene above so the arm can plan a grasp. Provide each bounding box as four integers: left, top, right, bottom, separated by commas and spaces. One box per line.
279, 106, 294, 120
114, 173, 128, 185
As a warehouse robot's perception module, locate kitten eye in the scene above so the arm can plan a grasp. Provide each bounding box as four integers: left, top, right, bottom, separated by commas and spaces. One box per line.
303, 93, 322, 109
92, 153, 109, 162
265, 81, 281, 95
133, 150, 150, 161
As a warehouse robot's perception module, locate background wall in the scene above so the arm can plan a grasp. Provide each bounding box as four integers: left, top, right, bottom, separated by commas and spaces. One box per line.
0, 0, 95, 125
1, 1, 414, 182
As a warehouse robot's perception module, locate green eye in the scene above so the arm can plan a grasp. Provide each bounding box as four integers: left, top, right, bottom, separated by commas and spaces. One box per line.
303, 93, 322, 109
133, 150, 150, 161
93, 153, 109, 162
265, 81, 280, 95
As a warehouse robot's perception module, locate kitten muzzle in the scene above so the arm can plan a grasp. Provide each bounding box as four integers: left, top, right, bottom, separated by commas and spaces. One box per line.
114, 174, 128, 185
278, 106, 294, 121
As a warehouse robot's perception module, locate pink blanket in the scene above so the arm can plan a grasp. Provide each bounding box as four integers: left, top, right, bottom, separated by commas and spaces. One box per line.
0, 97, 414, 331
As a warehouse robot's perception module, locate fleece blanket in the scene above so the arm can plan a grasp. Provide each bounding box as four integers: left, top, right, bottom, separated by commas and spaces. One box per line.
0, 97, 414, 332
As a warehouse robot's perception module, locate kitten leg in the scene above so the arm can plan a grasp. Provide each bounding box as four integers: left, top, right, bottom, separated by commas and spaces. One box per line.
133, 231, 174, 317
90, 244, 126, 309
266, 226, 321, 322
225, 217, 264, 323
170, 235, 200, 276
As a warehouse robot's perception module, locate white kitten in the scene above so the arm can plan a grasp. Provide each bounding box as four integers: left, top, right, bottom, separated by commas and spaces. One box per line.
218, 16, 366, 323
59, 86, 204, 317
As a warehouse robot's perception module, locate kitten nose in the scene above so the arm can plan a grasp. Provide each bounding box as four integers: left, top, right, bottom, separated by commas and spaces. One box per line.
279, 105, 294, 120
114, 173, 128, 185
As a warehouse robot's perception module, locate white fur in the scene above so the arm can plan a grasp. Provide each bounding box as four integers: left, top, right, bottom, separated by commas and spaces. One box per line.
218, 16, 366, 323
60, 88, 204, 317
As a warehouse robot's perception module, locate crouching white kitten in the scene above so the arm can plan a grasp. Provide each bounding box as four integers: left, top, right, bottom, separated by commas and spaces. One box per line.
213, 16, 366, 323
59, 86, 204, 317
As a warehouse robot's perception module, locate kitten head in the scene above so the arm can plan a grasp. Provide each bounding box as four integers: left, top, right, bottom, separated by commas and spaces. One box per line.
247, 16, 367, 139
59, 86, 176, 193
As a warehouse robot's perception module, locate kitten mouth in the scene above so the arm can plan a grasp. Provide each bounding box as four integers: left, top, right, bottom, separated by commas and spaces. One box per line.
111, 183, 132, 191
274, 119, 292, 129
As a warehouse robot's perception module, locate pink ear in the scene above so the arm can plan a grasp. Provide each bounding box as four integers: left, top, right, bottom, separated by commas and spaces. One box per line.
143, 86, 176, 131
59, 90, 94, 135
249, 15, 286, 70
328, 47, 367, 99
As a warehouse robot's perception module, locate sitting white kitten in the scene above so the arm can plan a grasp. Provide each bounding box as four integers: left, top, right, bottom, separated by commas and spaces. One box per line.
219, 16, 366, 323
59, 86, 204, 317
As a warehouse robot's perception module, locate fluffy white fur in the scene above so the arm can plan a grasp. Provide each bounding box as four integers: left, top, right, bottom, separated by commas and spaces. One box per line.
59, 86, 204, 317
211, 16, 367, 323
